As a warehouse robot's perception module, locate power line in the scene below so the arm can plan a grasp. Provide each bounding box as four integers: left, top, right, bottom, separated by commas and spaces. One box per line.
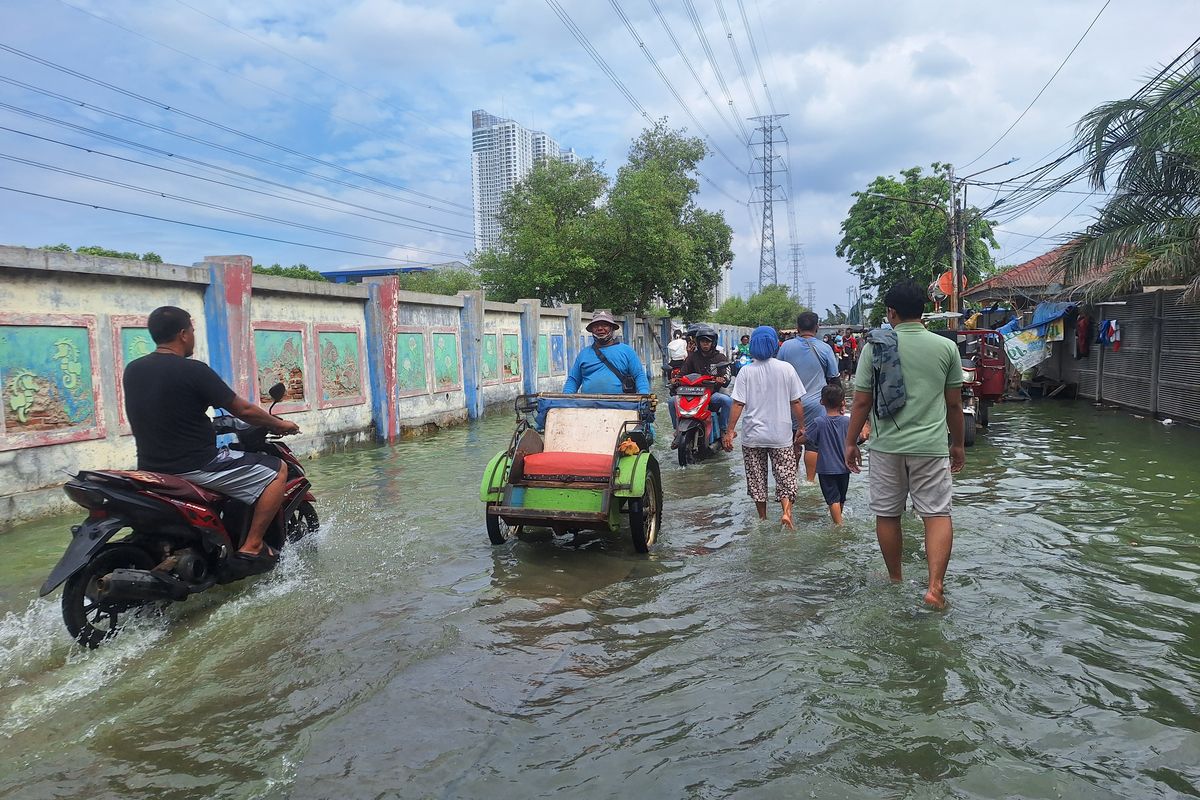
647, 0, 748, 145
55, 0, 461, 170
0, 42, 472, 215
171, 0, 466, 144
0, 125, 473, 239
680, 0, 751, 142
0, 78, 472, 219
710, 0, 762, 118
961, 0, 1112, 169
736, 0, 778, 115
542, 0, 747, 208
607, 0, 747, 175
0, 105, 471, 237
0, 185, 447, 264
0, 152, 465, 258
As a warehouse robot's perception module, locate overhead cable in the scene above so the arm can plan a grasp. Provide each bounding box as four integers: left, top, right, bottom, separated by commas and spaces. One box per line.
0, 42, 472, 214
680, 0, 750, 142
710, 0, 762, 118
0, 185, 449, 265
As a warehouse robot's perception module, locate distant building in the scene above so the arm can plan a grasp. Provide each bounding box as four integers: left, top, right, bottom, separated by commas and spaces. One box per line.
471, 109, 575, 252
712, 264, 733, 311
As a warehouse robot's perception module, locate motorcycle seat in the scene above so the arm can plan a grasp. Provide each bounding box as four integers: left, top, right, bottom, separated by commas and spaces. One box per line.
521, 452, 614, 481
87, 470, 225, 505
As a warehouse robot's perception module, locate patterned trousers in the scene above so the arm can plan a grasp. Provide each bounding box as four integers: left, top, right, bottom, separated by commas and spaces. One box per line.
742, 445, 799, 502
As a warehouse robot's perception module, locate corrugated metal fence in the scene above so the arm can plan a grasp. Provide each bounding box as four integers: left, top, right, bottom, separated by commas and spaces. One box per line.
1069, 289, 1200, 422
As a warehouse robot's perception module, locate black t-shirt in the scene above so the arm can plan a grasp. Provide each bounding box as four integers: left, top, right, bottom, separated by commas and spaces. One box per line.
123, 352, 237, 473
681, 348, 729, 379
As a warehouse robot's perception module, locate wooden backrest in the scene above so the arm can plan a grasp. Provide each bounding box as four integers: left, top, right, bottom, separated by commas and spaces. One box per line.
543, 408, 638, 455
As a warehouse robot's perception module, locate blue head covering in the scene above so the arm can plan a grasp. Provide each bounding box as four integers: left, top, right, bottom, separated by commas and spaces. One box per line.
749, 325, 778, 360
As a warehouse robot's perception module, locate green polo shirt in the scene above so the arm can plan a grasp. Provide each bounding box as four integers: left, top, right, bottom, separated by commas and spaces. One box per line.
854, 322, 962, 456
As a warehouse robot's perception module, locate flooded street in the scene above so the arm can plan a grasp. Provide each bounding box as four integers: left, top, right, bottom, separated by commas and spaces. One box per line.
1, 400, 1198, 799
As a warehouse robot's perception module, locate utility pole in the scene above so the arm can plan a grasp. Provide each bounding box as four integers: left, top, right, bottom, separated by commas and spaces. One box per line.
947, 164, 961, 330
749, 114, 788, 291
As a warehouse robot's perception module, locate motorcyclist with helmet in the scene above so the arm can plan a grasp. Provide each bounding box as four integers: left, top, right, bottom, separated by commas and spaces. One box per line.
668, 325, 732, 436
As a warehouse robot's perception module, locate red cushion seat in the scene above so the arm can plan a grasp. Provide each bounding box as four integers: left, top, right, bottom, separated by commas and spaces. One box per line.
522, 452, 613, 479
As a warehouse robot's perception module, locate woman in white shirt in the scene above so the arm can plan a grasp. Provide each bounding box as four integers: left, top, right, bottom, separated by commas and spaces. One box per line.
722, 326, 807, 529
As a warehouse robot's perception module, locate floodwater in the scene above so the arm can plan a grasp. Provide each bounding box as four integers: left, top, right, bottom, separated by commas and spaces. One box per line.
1, 400, 1198, 799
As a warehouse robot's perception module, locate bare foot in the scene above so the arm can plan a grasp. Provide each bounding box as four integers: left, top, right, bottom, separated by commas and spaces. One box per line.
781, 512, 795, 530
923, 588, 946, 609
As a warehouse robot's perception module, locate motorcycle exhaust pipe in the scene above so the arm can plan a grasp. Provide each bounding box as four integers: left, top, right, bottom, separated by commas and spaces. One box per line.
97, 569, 192, 602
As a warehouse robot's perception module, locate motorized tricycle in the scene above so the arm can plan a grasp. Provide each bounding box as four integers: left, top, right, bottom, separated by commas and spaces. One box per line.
944, 329, 1007, 445
480, 393, 663, 553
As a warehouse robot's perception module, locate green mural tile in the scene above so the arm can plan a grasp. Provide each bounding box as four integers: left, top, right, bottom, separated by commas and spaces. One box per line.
480, 334, 498, 383
537, 334, 549, 377
0, 325, 96, 433
254, 329, 306, 403
119, 328, 155, 367
502, 333, 520, 380
317, 331, 362, 401
432, 332, 460, 390
396, 331, 428, 393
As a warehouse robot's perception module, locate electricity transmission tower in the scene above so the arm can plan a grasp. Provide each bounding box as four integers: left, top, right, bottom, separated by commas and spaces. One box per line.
788, 243, 806, 302
749, 114, 788, 291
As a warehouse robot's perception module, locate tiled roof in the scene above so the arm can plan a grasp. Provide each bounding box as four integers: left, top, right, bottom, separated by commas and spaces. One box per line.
964, 243, 1116, 298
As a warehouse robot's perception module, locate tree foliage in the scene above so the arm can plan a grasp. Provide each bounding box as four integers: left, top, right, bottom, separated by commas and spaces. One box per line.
1059, 72, 1200, 300
713, 284, 806, 330
477, 122, 733, 318
252, 263, 327, 281
836, 164, 997, 318
42, 243, 163, 262
397, 268, 480, 295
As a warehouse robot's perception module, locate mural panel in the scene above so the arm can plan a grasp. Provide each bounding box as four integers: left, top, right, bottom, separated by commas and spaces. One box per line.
431, 332, 461, 391
480, 334, 499, 384
537, 334, 550, 377
396, 331, 428, 395
120, 328, 155, 367
254, 329, 306, 404
550, 334, 566, 374
502, 333, 521, 382
317, 330, 363, 404
1, 323, 98, 439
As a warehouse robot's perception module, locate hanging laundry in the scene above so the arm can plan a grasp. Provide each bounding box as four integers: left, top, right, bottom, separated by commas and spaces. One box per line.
1109, 320, 1121, 352
1075, 313, 1091, 359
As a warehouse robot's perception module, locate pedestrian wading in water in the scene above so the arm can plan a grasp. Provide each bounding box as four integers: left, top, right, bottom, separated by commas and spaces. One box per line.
844, 280, 965, 609
722, 325, 806, 529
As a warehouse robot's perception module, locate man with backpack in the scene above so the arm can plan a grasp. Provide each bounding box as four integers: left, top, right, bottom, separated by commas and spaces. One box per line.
844, 281, 965, 610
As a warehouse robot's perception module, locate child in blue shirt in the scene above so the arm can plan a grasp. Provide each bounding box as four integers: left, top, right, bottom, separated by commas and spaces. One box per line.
803, 383, 864, 524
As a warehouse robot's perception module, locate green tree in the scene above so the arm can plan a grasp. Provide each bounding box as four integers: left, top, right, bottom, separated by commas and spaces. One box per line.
40, 244, 164, 262
252, 263, 328, 281
479, 121, 733, 318
397, 267, 480, 295
1059, 72, 1200, 299
714, 284, 806, 329
836, 164, 997, 318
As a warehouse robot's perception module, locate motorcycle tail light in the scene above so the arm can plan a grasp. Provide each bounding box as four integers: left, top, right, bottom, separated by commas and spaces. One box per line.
64, 483, 107, 510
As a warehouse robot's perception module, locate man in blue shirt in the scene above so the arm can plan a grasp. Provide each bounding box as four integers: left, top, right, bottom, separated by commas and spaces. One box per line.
563, 311, 650, 394
776, 311, 839, 482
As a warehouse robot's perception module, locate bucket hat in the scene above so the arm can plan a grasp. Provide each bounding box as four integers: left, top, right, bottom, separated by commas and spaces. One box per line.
586, 311, 621, 332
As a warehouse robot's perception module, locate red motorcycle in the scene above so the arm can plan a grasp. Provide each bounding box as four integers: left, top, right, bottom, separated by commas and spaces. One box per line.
671, 362, 729, 467
38, 383, 317, 648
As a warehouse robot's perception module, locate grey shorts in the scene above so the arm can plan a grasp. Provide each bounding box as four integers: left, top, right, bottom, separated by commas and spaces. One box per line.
867, 451, 953, 518
177, 449, 283, 505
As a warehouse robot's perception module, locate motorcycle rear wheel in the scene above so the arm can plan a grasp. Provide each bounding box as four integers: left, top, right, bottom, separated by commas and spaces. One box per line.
62, 544, 156, 649
286, 500, 319, 543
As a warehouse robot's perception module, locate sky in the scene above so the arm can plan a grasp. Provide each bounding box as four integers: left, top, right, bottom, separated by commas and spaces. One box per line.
1, 0, 1196, 315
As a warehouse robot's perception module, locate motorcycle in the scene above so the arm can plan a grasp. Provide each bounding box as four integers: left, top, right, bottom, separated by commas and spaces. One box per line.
38, 383, 317, 648
671, 362, 730, 467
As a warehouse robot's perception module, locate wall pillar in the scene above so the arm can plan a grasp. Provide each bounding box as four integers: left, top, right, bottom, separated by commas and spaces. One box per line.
565, 304, 582, 371
459, 290, 485, 419
1149, 290, 1163, 417
365, 276, 399, 441
199, 254, 253, 401
517, 298, 541, 395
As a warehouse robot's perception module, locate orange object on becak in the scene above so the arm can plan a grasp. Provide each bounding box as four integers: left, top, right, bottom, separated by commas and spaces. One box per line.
936, 270, 964, 295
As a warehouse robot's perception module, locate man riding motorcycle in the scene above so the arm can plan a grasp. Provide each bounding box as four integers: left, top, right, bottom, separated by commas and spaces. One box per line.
123, 306, 299, 573
668, 325, 732, 435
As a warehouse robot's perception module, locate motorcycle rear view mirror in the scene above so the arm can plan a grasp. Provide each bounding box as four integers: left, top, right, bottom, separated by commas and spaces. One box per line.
268, 382, 286, 402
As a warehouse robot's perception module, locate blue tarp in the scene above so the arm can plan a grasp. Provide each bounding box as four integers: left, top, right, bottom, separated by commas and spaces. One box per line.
1019, 302, 1076, 336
